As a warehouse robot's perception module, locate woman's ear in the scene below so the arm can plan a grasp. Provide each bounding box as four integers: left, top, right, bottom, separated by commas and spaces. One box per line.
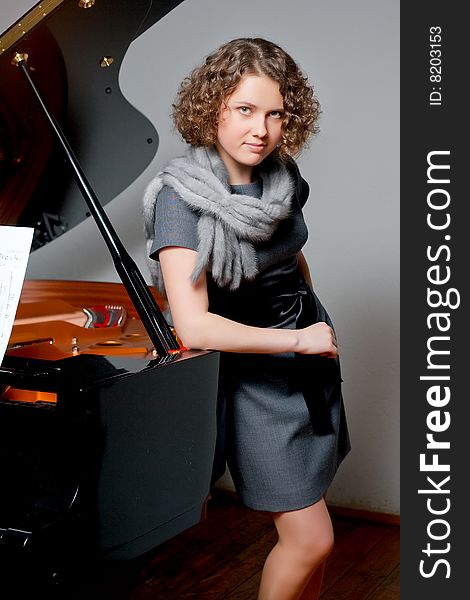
218, 100, 230, 123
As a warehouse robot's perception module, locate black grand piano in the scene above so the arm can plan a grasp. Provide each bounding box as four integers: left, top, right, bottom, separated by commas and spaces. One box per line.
0, 0, 219, 584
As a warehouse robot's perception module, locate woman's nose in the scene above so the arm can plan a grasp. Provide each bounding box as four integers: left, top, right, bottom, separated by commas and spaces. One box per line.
252, 116, 267, 137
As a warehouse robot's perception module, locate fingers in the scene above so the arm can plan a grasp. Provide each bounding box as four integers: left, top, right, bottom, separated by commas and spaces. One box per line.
330, 332, 339, 357
320, 350, 338, 358
322, 322, 337, 349
312, 322, 338, 357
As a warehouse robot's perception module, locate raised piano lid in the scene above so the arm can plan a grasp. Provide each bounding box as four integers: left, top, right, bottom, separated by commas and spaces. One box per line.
0, 0, 184, 249
1, 0, 187, 356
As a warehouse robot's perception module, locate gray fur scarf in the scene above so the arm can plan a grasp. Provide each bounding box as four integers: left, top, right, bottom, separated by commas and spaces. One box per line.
143, 145, 294, 294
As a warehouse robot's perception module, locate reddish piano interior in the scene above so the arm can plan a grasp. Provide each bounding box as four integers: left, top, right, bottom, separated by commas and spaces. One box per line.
2, 279, 168, 404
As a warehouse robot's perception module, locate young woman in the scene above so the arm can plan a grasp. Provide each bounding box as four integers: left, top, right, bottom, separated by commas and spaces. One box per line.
143, 37, 350, 600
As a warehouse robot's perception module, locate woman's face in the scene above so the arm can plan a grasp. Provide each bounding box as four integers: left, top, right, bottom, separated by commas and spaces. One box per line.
216, 74, 284, 184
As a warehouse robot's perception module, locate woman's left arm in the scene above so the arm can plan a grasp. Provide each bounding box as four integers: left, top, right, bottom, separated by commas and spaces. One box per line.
297, 251, 314, 290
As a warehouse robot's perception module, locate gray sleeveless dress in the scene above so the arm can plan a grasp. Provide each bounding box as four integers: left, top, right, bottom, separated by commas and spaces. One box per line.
149, 169, 350, 512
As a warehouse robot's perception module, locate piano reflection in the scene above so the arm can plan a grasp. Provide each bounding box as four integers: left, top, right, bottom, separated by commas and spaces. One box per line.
0, 0, 219, 581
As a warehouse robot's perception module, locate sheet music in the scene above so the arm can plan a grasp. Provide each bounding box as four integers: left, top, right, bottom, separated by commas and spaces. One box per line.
0, 226, 34, 365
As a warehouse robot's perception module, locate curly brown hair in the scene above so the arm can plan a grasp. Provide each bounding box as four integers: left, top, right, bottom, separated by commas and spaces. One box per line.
172, 38, 320, 160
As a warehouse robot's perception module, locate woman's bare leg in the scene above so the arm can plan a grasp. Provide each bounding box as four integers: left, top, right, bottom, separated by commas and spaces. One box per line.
257, 498, 333, 600
298, 560, 326, 599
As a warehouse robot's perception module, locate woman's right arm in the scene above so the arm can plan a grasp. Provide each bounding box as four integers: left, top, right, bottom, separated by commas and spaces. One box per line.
159, 246, 337, 356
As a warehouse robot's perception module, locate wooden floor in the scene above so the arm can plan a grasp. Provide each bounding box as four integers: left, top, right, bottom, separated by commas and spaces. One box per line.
10, 492, 399, 599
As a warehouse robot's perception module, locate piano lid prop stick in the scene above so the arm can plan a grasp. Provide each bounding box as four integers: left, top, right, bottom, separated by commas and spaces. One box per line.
12, 52, 180, 357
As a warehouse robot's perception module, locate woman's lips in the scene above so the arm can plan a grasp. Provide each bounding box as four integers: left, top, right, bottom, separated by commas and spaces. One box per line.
244, 142, 266, 152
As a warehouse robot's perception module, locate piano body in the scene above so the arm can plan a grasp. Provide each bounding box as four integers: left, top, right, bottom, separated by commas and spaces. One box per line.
0, 0, 219, 577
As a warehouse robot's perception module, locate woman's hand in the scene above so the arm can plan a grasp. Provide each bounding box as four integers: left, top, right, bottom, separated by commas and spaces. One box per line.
297, 322, 338, 357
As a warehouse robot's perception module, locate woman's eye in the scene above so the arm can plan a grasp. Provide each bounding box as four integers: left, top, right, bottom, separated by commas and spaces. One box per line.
270, 111, 283, 118
239, 106, 251, 114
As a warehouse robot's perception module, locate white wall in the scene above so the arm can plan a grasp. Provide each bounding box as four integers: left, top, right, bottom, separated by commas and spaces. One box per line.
3, 0, 400, 515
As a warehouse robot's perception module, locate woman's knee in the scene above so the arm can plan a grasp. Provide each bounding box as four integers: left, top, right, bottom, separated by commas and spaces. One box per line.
298, 526, 334, 565
315, 527, 335, 561
276, 524, 334, 570
274, 502, 335, 567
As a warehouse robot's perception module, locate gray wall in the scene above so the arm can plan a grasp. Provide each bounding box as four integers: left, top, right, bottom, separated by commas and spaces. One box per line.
4, 0, 400, 515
